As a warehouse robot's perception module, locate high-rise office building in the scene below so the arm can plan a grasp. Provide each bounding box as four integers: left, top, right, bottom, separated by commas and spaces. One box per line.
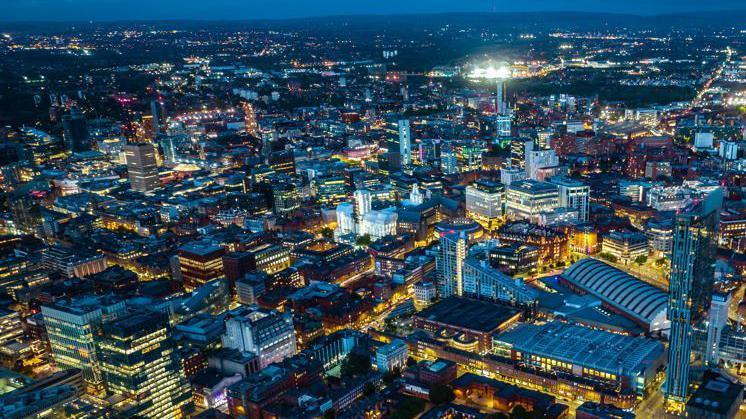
222, 306, 297, 369
398, 119, 412, 167
510, 138, 534, 169
496, 78, 507, 115
665, 188, 723, 406
435, 231, 468, 298
124, 143, 159, 192
41, 295, 128, 395
500, 166, 526, 187
150, 100, 160, 136
705, 292, 731, 366
62, 108, 90, 153
536, 127, 552, 150
178, 241, 226, 291
353, 188, 372, 222
525, 148, 559, 180
549, 176, 590, 222
385, 119, 411, 170
496, 114, 512, 138
98, 311, 193, 417
440, 147, 458, 175
272, 182, 301, 215
268, 149, 296, 174
465, 180, 505, 231
505, 180, 560, 223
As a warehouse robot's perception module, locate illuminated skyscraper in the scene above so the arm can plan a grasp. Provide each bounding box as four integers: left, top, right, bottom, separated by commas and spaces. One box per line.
435, 231, 468, 298
496, 114, 512, 138
41, 295, 128, 395
440, 147, 458, 175
665, 188, 722, 407
509, 138, 534, 169
549, 176, 590, 222
62, 107, 90, 153
124, 143, 159, 192
98, 311, 193, 417
385, 119, 411, 170
398, 119, 412, 167
353, 188, 372, 222
150, 99, 160, 136
705, 292, 731, 366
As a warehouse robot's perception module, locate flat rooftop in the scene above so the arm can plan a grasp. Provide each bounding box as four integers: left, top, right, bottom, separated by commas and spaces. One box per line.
179, 241, 223, 256
415, 296, 519, 333
508, 180, 558, 195
495, 321, 664, 374
687, 374, 744, 416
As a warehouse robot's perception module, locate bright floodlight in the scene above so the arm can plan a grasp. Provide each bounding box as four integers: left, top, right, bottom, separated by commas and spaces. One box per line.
470, 65, 511, 80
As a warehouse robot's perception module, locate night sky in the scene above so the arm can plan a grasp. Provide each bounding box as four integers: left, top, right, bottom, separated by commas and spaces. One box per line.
3, 0, 746, 21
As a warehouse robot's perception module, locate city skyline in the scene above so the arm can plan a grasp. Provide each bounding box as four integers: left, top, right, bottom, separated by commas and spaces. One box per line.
1, 4, 745, 418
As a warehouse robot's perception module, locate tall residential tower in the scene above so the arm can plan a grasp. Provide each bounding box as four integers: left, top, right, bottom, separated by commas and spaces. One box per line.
435, 231, 468, 298
664, 188, 722, 407
124, 142, 159, 192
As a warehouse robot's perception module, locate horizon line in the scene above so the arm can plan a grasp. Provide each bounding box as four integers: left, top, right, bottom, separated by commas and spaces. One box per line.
2, 9, 746, 25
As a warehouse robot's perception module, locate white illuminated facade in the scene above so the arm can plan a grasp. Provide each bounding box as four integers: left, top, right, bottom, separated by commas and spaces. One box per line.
525, 149, 559, 180
353, 189, 372, 221
500, 166, 526, 186
505, 180, 560, 223
222, 306, 297, 369
335, 202, 355, 237
465, 180, 505, 231
361, 208, 398, 240
549, 176, 590, 222
435, 231, 468, 298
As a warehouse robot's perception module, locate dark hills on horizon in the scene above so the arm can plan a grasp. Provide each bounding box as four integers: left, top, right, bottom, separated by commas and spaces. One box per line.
2, 10, 746, 32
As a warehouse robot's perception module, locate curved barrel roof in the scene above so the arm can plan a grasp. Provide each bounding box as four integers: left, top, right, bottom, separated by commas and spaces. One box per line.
562, 258, 667, 327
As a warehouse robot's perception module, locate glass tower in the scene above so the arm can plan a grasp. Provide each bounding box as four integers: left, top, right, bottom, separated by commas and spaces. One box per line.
98, 311, 193, 418
398, 119, 411, 167
41, 295, 128, 396
664, 188, 722, 405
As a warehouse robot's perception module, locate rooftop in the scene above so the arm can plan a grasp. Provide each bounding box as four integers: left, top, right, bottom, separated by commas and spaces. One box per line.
415, 296, 519, 333
562, 258, 667, 327
687, 373, 744, 415
495, 321, 664, 374
179, 241, 224, 257
508, 180, 559, 195
42, 294, 124, 316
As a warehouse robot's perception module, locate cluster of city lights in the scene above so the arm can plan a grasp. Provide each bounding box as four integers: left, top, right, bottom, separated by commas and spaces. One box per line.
467, 65, 512, 80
